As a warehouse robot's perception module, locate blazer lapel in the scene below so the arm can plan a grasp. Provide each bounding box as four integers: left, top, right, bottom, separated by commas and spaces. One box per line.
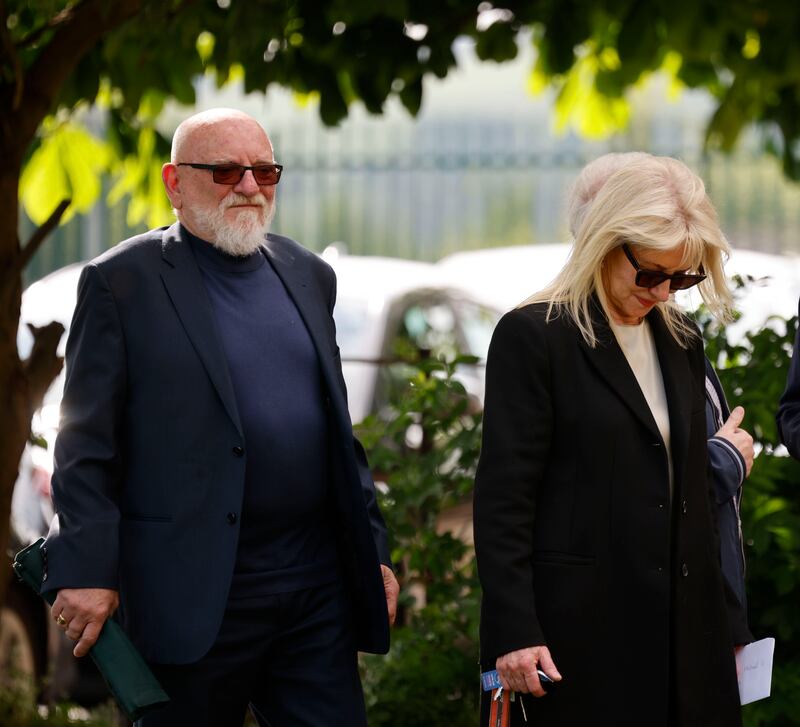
261, 236, 343, 407
648, 310, 693, 488
159, 223, 243, 437
578, 301, 663, 443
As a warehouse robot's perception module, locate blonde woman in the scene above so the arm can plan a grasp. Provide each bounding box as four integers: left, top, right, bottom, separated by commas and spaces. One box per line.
474, 154, 750, 725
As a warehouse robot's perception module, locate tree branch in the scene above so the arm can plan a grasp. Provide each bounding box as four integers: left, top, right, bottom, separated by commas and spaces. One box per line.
10, 0, 144, 153
0, 0, 23, 110
23, 321, 64, 417
15, 2, 80, 50
16, 198, 70, 272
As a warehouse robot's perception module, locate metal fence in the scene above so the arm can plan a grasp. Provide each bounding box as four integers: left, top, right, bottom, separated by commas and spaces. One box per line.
22, 118, 800, 285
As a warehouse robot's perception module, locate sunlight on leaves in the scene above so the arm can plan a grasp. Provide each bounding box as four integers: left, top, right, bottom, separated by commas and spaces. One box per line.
292, 90, 320, 109
19, 118, 112, 224
196, 31, 215, 63
227, 63, 245, 84
107, 127, 173, 229
742, 30, 760, 60
661, 51, 685, 100
552, 47, 630, 139
138, 90, 166, 121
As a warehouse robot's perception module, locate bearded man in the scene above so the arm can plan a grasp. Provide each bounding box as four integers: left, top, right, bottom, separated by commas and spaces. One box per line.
42, 108, 399, 727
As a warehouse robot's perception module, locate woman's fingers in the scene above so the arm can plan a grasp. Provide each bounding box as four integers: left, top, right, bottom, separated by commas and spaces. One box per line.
497, 645, 561, 697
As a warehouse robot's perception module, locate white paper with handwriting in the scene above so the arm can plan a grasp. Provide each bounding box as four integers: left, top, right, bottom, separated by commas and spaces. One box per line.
736, 637, 775, 706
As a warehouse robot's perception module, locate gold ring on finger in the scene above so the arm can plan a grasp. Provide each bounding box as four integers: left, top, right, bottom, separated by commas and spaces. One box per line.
56, 614, 67, 626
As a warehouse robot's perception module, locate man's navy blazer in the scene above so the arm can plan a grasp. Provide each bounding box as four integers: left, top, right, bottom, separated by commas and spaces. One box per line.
778, 297, 800, 458
43, 222, 392, 664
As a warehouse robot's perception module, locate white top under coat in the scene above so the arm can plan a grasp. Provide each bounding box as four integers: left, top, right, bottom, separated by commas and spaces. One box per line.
609, 318, 674, 496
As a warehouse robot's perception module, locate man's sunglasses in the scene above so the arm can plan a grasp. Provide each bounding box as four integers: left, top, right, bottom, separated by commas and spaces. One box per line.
177, 162, 283, 186
622, 243, 706, 291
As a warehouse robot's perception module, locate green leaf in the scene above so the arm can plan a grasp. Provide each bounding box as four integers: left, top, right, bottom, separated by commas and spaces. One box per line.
19, 118, 112, 224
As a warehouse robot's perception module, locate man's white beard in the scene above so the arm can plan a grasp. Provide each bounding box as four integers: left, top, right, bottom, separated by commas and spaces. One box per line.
194, 193, 275, 257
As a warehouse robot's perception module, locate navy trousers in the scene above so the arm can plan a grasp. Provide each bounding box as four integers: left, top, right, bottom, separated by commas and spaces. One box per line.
137, 580, 367, 727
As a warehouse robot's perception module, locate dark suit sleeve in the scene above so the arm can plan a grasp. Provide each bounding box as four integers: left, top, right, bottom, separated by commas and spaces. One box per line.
325, 263, 392, 568
698, 351, 751, 644
44, 263, 127, 592
704, 361, 745, 503
473, 309, 552, 662
707, 437, 745, 503
777, 299, 800, 459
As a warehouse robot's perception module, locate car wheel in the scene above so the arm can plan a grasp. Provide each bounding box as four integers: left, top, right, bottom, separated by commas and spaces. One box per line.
0, 585, 44, 687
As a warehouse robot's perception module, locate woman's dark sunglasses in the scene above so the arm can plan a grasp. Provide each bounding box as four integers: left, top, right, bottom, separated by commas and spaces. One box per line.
622, 243, 706, 291
177, 162, 283, 186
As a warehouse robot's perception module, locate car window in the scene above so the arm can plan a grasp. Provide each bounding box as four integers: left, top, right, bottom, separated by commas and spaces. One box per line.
332, 298, 372, 358
400, 301, 459, 361
454, 300, 497, 361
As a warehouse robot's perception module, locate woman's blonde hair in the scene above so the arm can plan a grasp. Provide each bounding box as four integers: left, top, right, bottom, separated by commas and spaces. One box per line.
523, 152, 733, 348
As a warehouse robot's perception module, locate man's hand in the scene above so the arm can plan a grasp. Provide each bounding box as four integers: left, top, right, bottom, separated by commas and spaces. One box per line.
496, 645, 562, 697
380, 565, 399, 627
716, 406, 754, 476
51, 588, 119, 658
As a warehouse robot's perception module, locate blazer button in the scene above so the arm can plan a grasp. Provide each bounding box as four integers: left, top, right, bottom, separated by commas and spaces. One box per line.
232, 446, 244, 457
682, 499, 688, 514
226, 512, 238, 525
681, 563, 689, 577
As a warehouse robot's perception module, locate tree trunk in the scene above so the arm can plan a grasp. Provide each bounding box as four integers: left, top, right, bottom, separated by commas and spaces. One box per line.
0, 157, 29, 608
0, 0, 145, 618
0, 169, 66, 615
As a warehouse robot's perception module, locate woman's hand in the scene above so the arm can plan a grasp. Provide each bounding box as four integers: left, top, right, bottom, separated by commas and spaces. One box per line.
496, 645, 562, 697
715, 406, 754, 476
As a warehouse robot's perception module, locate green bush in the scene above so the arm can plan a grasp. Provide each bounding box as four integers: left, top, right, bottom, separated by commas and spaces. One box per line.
356, 352, 482, 727
701, 296, 800, 726
0, 680, 118, 727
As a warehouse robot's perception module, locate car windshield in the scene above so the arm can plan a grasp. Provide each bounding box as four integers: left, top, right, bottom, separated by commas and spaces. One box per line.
455, 300, 497, 361
332, 298, 373, 358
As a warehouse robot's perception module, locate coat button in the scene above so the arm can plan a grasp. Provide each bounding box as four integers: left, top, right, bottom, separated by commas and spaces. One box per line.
681, 563, 689, 577
226, 512, 237, 525
682, 499, 688, 514
232, 446, 244, 457
657, 503, 665, 510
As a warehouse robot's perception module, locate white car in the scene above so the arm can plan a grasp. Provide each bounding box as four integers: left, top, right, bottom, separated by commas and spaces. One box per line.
323, 248, 497, 421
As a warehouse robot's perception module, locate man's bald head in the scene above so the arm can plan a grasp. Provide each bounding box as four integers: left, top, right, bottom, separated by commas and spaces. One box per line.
170, 108, 271, 163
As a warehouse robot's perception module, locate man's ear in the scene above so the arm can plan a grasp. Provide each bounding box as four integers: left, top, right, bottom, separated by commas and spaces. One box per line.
162, 163, 182, 209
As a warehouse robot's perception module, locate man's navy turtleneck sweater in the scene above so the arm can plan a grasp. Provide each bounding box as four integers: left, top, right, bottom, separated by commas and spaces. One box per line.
187, 229, 338, 599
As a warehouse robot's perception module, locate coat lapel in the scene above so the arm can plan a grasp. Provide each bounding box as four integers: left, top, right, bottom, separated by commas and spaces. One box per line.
159, 223, 243, 437
579, 298, 695, 485
261, 236, 342, 408
579, 302, 663, 443
647, 310, 693, 488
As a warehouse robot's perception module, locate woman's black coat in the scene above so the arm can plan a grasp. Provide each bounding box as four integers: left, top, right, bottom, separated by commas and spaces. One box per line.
474, 302, 750, 726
